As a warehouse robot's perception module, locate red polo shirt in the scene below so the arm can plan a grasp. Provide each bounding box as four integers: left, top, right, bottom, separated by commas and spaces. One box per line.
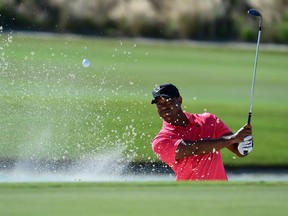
152, 112, 232, 181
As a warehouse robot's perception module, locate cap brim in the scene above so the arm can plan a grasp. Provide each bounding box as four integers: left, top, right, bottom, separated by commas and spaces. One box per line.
151, 94, 173, 104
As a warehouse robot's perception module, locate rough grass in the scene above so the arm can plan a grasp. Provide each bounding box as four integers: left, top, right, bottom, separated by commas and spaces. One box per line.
0, 182, 287, 216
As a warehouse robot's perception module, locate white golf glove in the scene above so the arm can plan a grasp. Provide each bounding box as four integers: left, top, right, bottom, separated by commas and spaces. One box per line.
238, 136, 253, 155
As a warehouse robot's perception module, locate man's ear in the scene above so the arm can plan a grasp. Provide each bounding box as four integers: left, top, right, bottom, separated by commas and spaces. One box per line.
177, 96, 183, 105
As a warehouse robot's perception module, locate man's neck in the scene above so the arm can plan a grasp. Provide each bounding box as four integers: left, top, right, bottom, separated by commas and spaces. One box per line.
168, 112, 189, 127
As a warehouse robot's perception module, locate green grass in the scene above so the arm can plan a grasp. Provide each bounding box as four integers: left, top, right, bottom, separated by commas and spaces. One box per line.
0, 182, 287, 216
0, 33, 288, 166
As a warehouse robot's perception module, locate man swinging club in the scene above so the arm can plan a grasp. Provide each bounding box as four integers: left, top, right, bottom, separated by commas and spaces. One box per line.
151, 83, 253, 181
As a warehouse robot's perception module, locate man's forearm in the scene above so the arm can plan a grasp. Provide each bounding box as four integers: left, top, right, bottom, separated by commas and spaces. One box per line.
175, 124, 252, 160
176, 137, 236, 160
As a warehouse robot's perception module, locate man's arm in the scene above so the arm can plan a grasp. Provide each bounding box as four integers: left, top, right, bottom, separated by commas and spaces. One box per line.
176, 124, 252, 160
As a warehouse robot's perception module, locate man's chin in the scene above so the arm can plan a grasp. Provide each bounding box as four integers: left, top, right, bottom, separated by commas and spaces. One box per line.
161, 116, 172, 123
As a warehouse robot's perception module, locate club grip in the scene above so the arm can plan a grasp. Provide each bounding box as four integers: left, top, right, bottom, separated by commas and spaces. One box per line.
247, 112, 252, 124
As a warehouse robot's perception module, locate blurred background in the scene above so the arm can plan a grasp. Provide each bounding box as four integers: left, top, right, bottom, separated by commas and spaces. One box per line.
1, 0, 288, 43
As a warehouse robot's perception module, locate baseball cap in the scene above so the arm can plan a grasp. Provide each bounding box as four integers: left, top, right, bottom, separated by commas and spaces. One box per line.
151, 83, 180, 104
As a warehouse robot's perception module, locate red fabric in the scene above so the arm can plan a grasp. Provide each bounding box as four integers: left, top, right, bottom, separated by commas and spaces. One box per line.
152, 112, 232, 181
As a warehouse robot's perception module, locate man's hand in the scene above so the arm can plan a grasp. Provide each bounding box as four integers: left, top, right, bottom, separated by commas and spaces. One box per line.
238, 135, 253, 155
223, 124, 252, 143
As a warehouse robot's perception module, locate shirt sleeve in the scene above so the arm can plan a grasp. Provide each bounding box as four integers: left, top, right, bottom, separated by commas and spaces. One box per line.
212, 114, 233, 137
152, 135, 182, 166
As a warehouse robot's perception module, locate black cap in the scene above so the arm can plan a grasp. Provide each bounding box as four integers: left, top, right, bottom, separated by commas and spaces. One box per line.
151, 83, 180, 104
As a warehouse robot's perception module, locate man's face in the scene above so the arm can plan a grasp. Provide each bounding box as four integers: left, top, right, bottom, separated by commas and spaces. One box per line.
154, 96, 182, 122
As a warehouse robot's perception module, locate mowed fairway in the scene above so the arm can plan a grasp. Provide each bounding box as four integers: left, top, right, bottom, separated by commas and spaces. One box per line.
0, 33, 288, 216
0, 182, 287, 216
0, 33, 288, 166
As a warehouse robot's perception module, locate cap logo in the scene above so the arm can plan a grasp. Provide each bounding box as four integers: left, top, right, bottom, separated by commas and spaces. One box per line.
154, 86, 161, 92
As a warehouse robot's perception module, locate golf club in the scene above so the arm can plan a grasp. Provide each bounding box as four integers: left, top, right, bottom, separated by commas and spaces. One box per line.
247, 9, 262, 125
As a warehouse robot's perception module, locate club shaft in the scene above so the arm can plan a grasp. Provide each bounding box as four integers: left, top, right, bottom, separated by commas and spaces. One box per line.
248, 27, 262, 124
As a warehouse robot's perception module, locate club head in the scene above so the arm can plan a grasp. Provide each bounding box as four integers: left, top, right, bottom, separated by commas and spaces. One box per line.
247, 9, 262, 17
247, 9, 262, 29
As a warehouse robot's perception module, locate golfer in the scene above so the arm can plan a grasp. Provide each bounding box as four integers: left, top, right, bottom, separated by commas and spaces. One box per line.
151, 83, 253, 181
